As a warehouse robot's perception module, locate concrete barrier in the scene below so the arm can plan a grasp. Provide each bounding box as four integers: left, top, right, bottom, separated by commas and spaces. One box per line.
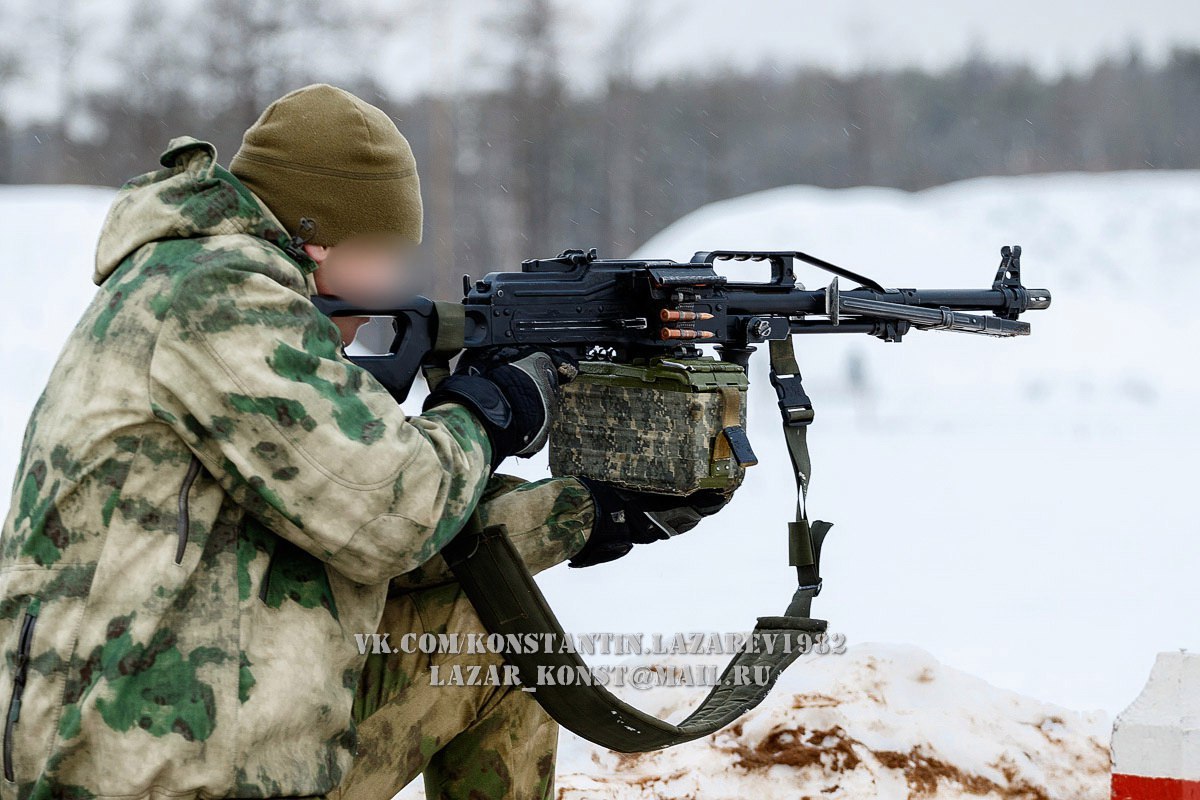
1111, 651, 1200, 799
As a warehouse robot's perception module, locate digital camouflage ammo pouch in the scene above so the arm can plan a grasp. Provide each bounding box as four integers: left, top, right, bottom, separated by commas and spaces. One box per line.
548, 356, 757, 495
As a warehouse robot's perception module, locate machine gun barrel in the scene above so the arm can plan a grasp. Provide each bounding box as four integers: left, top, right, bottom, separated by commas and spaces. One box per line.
725, 278, 1050, 342
725, 284, 1052, 320
836, 294, 1030, 336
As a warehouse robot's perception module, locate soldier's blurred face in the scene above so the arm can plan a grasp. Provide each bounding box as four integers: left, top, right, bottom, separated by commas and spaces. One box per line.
306, 236, 412, 345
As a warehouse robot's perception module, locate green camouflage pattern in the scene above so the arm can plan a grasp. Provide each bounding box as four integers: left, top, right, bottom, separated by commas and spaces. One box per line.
0, 137, 593, 799
334, 579, 560, 800
548, 357, 750, 494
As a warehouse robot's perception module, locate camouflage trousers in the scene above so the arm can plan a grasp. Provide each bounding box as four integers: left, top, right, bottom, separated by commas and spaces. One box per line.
320, 581, 559, 800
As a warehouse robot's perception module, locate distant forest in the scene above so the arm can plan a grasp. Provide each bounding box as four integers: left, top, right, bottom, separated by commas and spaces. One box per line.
2, 0, 1198, 298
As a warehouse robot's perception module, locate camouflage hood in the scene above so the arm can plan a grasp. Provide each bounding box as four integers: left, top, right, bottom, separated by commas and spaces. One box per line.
93, 136, 312, 285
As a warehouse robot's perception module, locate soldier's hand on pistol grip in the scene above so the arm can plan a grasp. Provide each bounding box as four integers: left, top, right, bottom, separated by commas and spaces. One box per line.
423, 346, 579, 468
568, 478, 731, 568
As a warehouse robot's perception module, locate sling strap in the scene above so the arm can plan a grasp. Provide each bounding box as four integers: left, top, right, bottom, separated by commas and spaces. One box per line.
768, 338, 834, 619
439, 336, 834, 752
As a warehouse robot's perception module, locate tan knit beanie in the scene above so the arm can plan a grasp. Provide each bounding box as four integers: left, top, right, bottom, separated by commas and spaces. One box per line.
230, 84, 422, 246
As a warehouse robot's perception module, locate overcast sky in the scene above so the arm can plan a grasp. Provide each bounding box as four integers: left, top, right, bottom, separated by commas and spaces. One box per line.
3, 0, 1200, 124
389, 0, 1200, 94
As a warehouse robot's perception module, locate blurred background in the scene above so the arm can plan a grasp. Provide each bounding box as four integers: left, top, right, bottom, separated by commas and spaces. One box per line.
1, 0, 1199, 732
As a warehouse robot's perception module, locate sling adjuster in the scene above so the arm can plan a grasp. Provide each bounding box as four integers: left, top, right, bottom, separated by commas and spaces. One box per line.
770, 372, 814, 426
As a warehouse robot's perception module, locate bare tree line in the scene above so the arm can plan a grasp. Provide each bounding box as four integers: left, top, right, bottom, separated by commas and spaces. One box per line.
1, 0, 1198, 298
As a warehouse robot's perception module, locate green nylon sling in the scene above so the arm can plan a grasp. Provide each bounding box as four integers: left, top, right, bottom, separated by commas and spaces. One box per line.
437, 335, 833, 753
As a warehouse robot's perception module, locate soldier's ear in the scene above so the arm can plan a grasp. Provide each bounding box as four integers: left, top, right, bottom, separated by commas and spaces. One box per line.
303, 243, 331, 265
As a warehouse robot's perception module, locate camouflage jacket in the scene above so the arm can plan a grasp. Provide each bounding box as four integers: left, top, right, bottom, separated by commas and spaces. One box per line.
0, 137, 593, 800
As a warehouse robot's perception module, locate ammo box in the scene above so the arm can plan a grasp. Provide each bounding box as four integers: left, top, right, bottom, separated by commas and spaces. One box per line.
548, 356, 752, 495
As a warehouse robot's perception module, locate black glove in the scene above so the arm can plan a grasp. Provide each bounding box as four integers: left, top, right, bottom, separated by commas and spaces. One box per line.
423, 346, 578, 468
568, 478, 731, 568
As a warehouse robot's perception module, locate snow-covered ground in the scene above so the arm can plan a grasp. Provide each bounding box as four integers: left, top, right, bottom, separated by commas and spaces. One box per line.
4, 170, 1198, 796
553, 642, 1110, 799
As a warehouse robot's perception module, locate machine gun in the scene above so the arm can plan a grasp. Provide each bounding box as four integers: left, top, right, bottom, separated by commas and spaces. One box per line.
313, 244, 1048, 403
313, 244, 1050, 753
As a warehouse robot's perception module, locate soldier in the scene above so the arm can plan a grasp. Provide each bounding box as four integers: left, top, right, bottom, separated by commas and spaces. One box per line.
0, 84, 727, 800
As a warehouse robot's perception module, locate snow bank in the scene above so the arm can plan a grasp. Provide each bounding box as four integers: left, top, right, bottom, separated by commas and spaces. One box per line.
553, 643, 1110, 799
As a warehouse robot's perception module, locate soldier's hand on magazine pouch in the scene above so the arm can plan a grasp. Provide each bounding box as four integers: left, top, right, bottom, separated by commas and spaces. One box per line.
423, 346, 579, 467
